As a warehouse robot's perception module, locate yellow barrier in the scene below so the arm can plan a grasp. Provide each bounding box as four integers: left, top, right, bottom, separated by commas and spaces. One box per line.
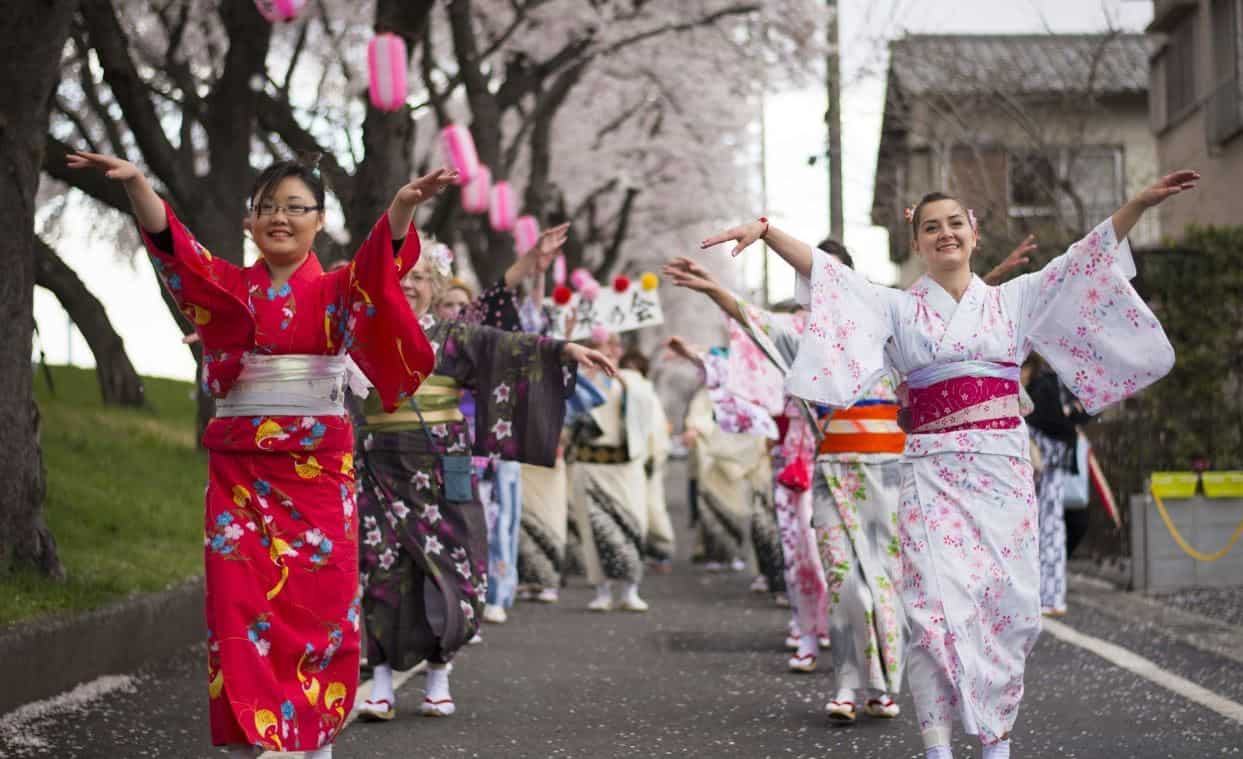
1150, 486, 1243, 562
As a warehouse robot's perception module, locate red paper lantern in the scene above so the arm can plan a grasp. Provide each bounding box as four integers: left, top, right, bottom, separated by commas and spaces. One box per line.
612, 275, 631, 293
552, 286, 573, 305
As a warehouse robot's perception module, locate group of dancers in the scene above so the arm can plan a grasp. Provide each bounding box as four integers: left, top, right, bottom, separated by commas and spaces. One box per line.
66, 145, 1198, 758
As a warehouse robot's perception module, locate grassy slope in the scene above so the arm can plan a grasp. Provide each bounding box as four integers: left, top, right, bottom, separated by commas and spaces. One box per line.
0, 365, 206, 627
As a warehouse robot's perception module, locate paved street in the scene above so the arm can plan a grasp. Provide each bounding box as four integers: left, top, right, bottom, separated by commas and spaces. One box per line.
5, 462, 1243, 758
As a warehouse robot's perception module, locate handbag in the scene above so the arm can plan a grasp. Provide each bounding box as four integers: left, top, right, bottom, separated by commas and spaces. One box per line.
410, 399, 475, 503
776, 455, 812, 493
1062, 433, 1091, 510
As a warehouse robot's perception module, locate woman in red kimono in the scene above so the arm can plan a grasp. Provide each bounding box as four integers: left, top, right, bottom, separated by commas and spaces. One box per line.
68, 150, 450, 759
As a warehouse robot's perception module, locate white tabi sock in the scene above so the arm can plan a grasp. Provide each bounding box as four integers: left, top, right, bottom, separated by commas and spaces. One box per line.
305, 745, 334, 759
621, 583, 642, 603
593, 582, 613, 603
833, 688, 855, 705
370, 662, 394, 703
797, 632, 818, 658
925, 746, 953, 759
981, 739, 1011, 759
426, 664, 452, 702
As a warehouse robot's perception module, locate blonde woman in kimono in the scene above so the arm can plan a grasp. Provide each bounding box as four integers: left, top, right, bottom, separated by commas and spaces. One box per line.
703, 171, 1197, 759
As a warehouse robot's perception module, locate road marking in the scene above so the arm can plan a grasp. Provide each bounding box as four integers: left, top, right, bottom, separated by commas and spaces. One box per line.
257, 665, 421, 758
1043, 617, 1243, 724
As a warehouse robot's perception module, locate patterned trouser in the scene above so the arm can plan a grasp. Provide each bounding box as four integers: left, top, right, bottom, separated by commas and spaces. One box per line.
1032, 431, 1071, 613
486, 460, 523, 608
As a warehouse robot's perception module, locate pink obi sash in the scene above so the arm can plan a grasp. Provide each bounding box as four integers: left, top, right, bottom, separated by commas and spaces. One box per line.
906, 361, 1022, 434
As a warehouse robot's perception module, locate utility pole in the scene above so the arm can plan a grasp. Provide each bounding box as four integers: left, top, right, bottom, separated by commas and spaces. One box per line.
826, 0, 844, 242
758, 20, 770, 306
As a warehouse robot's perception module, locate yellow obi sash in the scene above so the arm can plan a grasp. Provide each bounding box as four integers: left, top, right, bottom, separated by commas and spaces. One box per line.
361, 374, 463, 431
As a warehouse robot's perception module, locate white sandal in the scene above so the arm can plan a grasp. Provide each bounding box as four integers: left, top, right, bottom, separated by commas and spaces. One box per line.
355, 698, 395, 722
419, 696, 456, 717
864, 695, 900, 718
827, 699, 857, 723
787, 652, 817, 673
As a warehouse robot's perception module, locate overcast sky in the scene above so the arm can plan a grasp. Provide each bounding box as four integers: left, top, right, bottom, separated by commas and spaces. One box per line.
34, 1, 1154, 383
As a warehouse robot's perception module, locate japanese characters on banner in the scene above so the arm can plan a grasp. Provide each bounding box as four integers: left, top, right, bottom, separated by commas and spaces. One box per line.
547, 274, 663, 339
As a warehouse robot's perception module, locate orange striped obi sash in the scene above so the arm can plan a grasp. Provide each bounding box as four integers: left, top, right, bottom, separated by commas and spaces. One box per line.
818, 402, 905, 455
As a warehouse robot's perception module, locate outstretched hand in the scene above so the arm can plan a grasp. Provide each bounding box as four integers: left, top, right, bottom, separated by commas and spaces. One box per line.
701, 220, 767, 258
1136, 170, 1200, 208
982, 234, 1037, 285
533, 222, 570, 260
564, 343, 617, 378
394, 168, 459, 208
662, 335, 704, 366
66, 150, 142, 182
662, 257, 719, 292
67, 150, 166, 232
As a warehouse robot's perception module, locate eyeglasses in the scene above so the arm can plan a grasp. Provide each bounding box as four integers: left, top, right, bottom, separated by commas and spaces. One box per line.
253, 202, 321, 218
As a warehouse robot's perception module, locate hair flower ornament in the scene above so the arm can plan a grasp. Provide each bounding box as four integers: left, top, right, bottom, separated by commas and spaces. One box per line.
428, 244, 454, 277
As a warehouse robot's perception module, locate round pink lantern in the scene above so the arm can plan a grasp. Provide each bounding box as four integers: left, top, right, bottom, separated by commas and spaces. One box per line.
367, 33, 408, 112
489, 181, 516, 232
461, 164, 491, 214
439, 125, 480, 185
254, 0, 306, 22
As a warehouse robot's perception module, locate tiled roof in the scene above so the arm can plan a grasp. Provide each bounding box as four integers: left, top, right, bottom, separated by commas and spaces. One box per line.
888, 33, 1153, 97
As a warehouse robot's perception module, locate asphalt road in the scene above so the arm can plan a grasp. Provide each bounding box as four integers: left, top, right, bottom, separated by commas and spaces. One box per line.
5, 461, 1243, 758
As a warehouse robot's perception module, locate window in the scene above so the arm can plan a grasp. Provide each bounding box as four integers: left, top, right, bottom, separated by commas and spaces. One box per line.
1208, 0, 1243, 143
1007, 153, 1057, 217
1008, 147, 1125, 232
1060, 147, 1125, 231
1164, 13, 1199, 122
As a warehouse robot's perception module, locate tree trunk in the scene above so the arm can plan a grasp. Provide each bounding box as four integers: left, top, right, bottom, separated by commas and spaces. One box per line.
0, 0, 75, 579
33, 237, 146, 407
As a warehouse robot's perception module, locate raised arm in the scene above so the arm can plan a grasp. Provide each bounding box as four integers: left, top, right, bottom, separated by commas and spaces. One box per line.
662, 257, 744, 324
503, 223, 569, 289
701, 219, 814, 278
67, 151, 167, 233
387, 168, 459, 240
1111, 170, 1199, 241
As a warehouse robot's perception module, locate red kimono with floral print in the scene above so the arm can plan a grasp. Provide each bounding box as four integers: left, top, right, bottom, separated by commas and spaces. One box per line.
142, 204, 433, 751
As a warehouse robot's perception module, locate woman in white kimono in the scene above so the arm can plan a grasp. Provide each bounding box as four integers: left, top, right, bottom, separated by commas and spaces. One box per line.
702, 171, 1196, 759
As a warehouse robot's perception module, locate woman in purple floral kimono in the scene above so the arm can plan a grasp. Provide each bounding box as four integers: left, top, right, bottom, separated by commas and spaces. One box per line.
353, 252, 613, 720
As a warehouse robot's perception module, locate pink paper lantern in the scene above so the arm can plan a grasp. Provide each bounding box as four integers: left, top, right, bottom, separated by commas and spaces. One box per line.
367, 33, 408, 112
461, 164, 491, 214
439, 125, 480, 185
489, 181, 516, 232
553, 254, 567, 286
513, 215, 540, 255
254, 0, 306, 22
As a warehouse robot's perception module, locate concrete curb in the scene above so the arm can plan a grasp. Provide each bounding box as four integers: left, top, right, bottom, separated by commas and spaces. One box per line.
0, 577, 204, 715
1068, 572, 1243, 666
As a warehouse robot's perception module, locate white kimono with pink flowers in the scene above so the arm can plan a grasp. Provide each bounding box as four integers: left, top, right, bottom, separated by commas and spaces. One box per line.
787, 219, 1173, 746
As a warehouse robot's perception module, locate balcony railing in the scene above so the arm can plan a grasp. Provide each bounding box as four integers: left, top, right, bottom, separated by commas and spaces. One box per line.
1206, 75, 1243, 146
